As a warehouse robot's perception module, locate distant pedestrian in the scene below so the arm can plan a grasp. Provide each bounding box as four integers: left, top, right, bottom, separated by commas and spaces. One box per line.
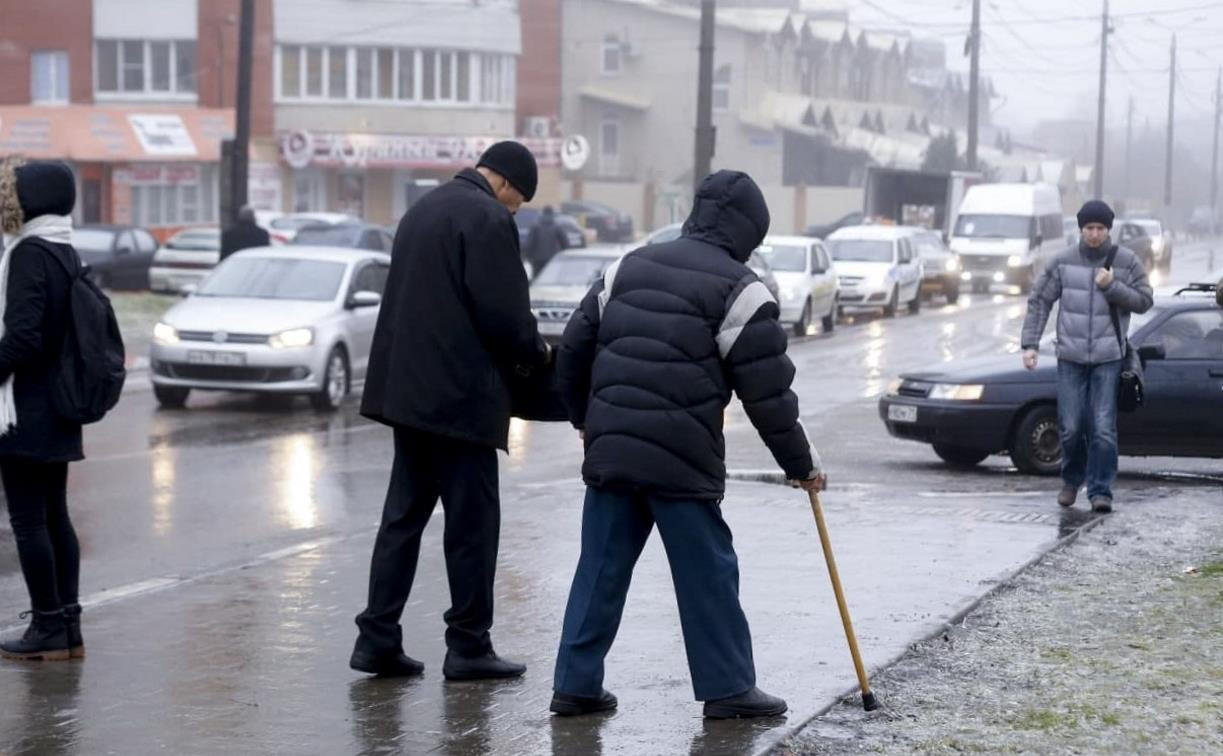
524, 205, 568, 278
549, 170, 826, 719
1021, 200, 1153, 513
0, 158, 87, 661
220, 206, 270, 260
352, 141, 552, 680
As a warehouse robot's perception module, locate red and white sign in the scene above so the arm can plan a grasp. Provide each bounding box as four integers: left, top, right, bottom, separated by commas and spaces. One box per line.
280, 130, 563, 170
115, 164, 201, 186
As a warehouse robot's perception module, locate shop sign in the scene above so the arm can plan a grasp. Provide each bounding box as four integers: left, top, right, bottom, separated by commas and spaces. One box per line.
128, 114, 198, 157
115, 164, 201, 186
280, 130, 562, 170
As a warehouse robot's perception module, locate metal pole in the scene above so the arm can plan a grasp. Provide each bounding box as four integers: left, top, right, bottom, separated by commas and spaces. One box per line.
966, 0, 981, 171
1164, 35, 1176, 209
231, 0, 255, 223
1093, 0, 1108, 198
1210, 68, 1220, 235
1124, 96, 1132, 203
693, 0, 716, 193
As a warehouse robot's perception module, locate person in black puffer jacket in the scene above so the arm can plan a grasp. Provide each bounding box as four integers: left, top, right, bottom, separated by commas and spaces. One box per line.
549, 171, 826, 720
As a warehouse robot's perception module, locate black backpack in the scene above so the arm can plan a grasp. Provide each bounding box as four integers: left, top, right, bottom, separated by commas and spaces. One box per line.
28, 239, 126, 424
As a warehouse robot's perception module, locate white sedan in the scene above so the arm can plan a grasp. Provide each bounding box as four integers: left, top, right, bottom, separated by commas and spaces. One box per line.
149, 246, 389, 411
754, 235, 839, 335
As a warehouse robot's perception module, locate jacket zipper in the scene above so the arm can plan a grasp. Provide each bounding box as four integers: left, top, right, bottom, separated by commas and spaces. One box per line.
1086, 251, 1094, 360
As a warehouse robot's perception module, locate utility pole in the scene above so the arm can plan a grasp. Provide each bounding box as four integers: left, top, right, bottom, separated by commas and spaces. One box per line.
1124, 96, 1133, 203
693, 0, 716, 193
966, 0, 981, 171
1164, 35, 1176, 209
1211, 68, 1220, 235
231, 0, 255, 223
1093, 0, 1109, 199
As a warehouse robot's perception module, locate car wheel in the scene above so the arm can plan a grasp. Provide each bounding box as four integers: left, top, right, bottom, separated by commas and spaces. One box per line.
882, 286, 899, 318
793, 300, 812, 337
154, 385, 190, 409
310, 346, 349, 412
932, 443, 990, 468
907, 289, 921, 314
945, 280, 961, 304
821, 296, 836, 333
1009, 404, 1061, 476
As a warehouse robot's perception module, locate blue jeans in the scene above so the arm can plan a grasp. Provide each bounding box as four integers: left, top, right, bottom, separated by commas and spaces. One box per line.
1056, 359, 1121, 500
553, 487, 756, 701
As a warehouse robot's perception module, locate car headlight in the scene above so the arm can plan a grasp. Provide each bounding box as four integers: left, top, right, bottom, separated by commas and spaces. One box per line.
928, 383, 985, 400
886, 378, 902, 396
153, 322, 179, 345
1006, 255, 1025, 267
945, 257, 961, 272
269, 327, 314, 349
1150, 237, 1164, 252
783, 285, 806, 302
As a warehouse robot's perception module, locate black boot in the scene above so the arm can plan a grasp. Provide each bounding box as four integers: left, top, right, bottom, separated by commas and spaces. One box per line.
442, 649, 526, 681
62, 604, 84, 659
349, 635, 424, 677
550, 689, 618, 716
0, 610, 71, 661
703, 686, 788, 719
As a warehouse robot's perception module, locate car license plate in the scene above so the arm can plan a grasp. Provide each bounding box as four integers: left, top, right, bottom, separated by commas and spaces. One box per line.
187, 350, 246, 366
888, 404, 917, 423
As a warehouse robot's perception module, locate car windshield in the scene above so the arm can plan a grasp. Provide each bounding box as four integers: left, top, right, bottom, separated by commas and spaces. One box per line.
167, 231, 219, 250
827, 239, 894, 263
1134, 220, 1161, 236
954, 214, 1034, 239
292, 225, 361, 247
1128, 308, 1161, 337
273, 216, 335, 231
73, 228, 116, 251
756, 243, 807, 272
197, 257, 346, 301
534, 256, 614, 287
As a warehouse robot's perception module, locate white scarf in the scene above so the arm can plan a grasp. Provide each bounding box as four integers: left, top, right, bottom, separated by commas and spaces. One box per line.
0, 214, 74, 434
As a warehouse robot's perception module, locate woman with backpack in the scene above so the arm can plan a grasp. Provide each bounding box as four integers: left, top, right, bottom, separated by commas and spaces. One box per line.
0, 158, 87, 661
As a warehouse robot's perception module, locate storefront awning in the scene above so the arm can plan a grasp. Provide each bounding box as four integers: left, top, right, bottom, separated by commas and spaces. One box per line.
0, 105, 234, 163
579, 85, 651, 112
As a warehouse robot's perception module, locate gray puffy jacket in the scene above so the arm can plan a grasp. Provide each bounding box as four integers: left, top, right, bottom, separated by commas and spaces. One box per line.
1021, 242, 1153, 365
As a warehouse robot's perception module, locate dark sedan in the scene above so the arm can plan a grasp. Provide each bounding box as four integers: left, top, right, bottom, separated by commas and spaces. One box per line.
516, 208, 588, 249
878, 285, 1223, 474
74, 224, 159, 289
291, 222, 393, 252
560, 201, 634, 243
1115, 222, 1157, 272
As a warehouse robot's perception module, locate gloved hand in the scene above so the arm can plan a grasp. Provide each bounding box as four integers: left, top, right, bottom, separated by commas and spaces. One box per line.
789, 472, 828, 492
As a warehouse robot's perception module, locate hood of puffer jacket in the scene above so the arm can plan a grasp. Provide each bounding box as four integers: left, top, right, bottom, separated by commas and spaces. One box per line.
0, 158, 76, 234
680, 170, 770, 263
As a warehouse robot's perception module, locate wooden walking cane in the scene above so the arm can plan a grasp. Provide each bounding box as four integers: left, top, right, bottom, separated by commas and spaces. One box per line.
808, 489, 880, 711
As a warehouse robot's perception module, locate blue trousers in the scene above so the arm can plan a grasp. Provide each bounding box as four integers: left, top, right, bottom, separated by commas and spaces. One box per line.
553, 486, 756, 702
1057, 359, 1121, 500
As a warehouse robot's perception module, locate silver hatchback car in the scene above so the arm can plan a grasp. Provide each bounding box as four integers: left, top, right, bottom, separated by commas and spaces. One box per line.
149, 246, 390, 411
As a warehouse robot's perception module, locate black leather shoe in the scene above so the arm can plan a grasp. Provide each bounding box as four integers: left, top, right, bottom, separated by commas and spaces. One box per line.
0, 610, 70, 661
63, 603, 84, 659
703, 687, 788, 719
350, 649, 425, 677
1090, 496, 1114, 513
443, 650, 526, 681
550, 689, 618, 716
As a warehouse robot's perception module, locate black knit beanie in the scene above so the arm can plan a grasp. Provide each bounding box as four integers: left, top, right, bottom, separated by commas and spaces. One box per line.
1076, 199, 1114, 230
477, 141, 538, 202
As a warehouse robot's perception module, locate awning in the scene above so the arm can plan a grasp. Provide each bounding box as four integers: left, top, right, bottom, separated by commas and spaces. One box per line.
0, 105, 234, 163
579, 85, 651, 112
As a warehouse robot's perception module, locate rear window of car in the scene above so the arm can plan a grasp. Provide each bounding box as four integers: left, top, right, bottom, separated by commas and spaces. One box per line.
167, 231, 220, 250
74, 228, 116, 251
198, 257, 346, 301
534, 256, 614, 286
292, 225, 362, 247
756, 243, 808, 272
827, 239, 894, 263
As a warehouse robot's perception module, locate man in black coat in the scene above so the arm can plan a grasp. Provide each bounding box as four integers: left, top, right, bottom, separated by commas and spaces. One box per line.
352, 141, 551, 680
524, 205, 568, 278
219, 206, 270, 260
548, 171, 826, 719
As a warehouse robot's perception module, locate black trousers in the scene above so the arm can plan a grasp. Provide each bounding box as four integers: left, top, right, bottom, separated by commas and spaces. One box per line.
0, 459, 79, 613
355, 428, 500, 658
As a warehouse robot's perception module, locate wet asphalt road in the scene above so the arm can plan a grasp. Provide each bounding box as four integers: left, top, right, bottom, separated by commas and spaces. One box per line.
0, 242, 1219, 755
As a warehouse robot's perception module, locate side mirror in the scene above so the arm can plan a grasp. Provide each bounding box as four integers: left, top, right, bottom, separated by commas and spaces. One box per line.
1138, 344, 1166, 362
348, 290, 382, 309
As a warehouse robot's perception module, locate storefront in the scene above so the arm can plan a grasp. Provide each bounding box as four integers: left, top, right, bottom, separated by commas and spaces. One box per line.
278, 129, 562, 225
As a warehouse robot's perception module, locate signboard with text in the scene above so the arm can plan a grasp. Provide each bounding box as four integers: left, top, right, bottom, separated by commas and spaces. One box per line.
280, 130, 563, 170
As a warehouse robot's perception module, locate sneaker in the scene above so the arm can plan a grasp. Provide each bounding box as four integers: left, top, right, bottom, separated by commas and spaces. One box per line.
703, 686, 788, 719
1090, 496, 1113, 513
1057, 486, 1078, 507
442, 650, 526, 681
550, 689, 618, 716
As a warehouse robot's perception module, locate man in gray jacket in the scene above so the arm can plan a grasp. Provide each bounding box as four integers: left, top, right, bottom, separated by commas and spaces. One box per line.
1021, 200, 1152, 512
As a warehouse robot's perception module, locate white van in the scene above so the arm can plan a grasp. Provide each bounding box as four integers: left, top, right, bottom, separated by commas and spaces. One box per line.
950, 183, 1063, 293
825, 225, 923, 317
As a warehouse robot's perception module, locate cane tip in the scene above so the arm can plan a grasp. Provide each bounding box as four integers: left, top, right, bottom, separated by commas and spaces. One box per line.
862, 692, 880, 711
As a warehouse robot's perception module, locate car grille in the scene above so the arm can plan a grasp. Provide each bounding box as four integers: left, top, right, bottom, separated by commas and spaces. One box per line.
838, 276, 863, 287
898, 380, 932, 398
153, 362, 307, 383
959, 254, 1005, 272
532, 302, 576, 323
178, 331, 270, 345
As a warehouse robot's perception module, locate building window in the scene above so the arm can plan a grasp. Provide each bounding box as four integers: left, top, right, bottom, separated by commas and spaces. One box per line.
599, 117, 620, 176
377, 48, 394, 100
422, 50, 437, 101
306, 46, 324, 97
31, 51, 70, 104
128, 165, 218, 227
397, 49, 416, 100
328, 47, 348, 98
338, 173, 365, 217
456, 51, 471, 102
602, 36, 622, 75
281, 45, 302, 97
713, 64, 731, 112
293, 169, 324, 213
355, 48, 374, 99
96, 39, 196, 97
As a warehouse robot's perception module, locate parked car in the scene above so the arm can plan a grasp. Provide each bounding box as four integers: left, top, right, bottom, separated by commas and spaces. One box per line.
529, 246, 625, 344
753, 235, 838, 335
949, 183, 1063, 293
805, 211, 865, 240
1187, 206, 1215, 238
267, 212, 359, 243
150, 247, 389, 411
516, 208, 590, 249
1127, 217, 1173, 270
878, 284, 1223, 473
291, 222, 394, 251
150, 227, 221, 294
73, 223, 158, 290
826, 225, 923, 317
1062, 216, 1079, 247
911, 228, 961, 304
560, 201, 634, 242
1115, 221, 1157, 272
